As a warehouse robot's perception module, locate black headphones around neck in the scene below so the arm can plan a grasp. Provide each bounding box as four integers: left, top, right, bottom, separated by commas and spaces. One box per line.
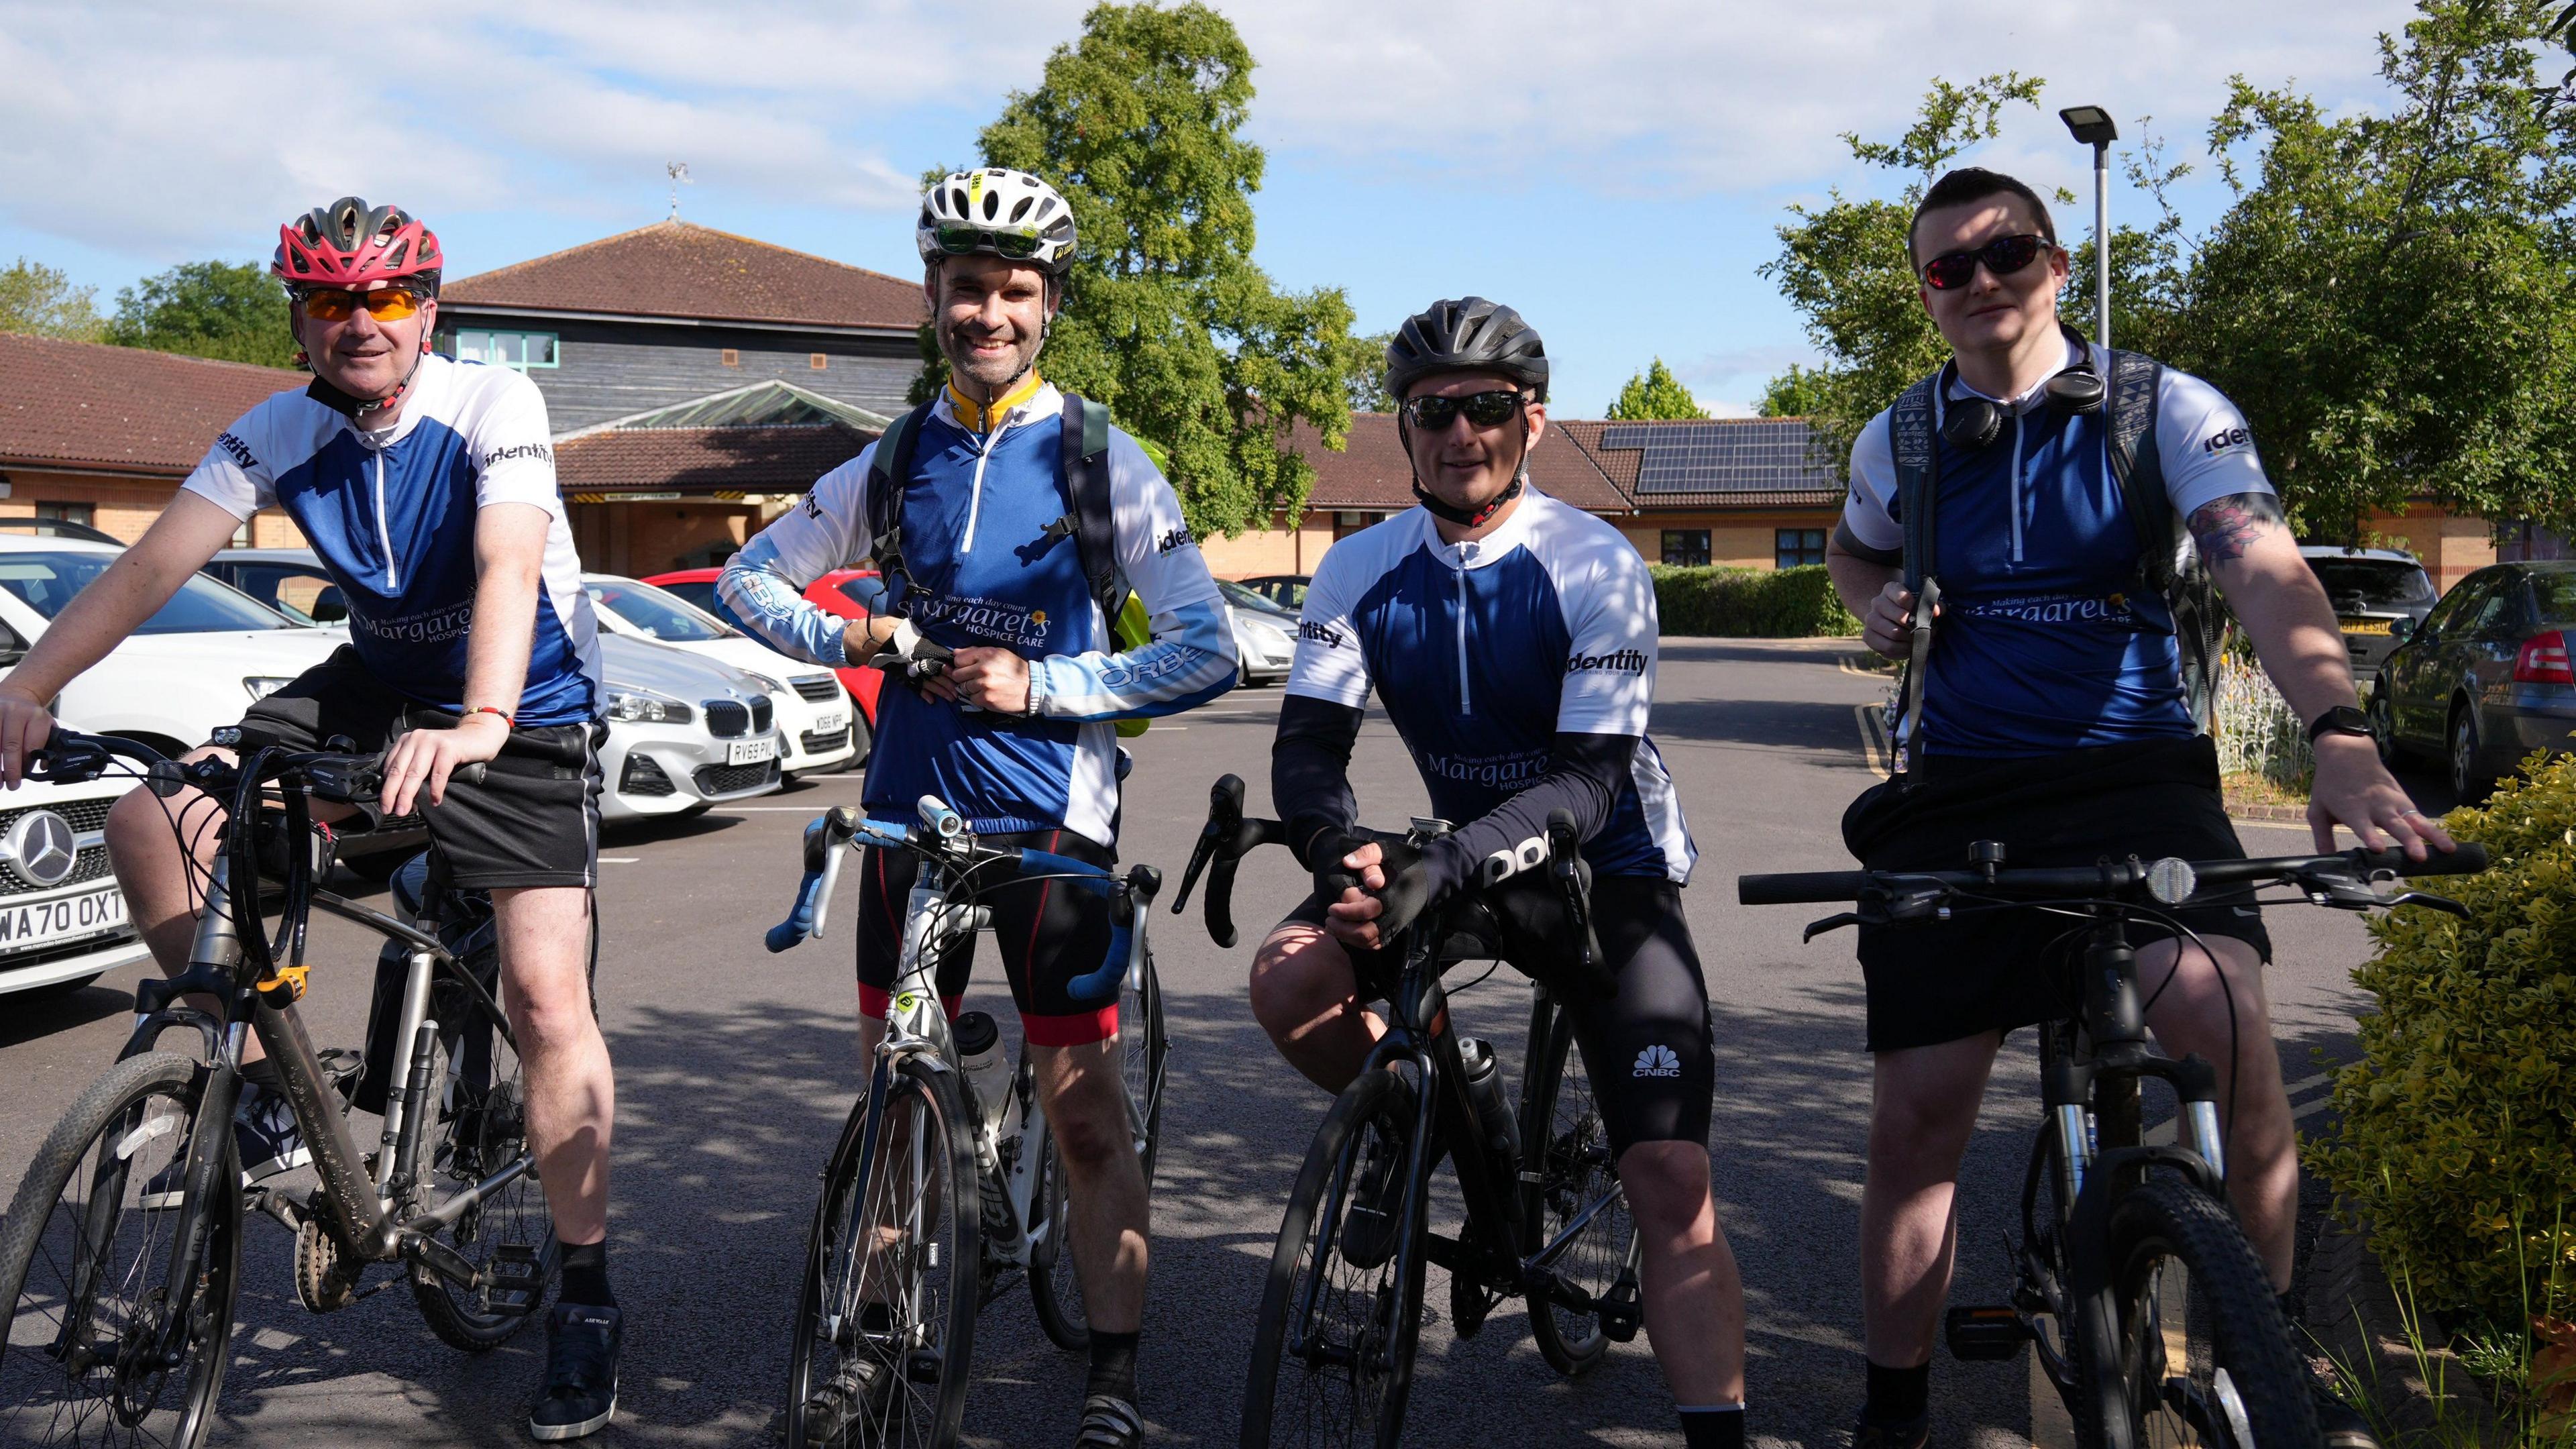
1938, 330, 2107, 451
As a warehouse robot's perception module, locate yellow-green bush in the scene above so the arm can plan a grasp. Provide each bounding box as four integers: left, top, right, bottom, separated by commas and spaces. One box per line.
1648, 564, 1860, 637
2310, 746, 2576, 1324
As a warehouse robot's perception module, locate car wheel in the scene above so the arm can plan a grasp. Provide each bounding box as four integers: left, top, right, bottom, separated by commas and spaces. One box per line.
2448, 705, 2491, 804
2369, 688, 2405, 766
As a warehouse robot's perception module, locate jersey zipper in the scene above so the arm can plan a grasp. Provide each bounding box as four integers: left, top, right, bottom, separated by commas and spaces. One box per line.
373, 449, 398, 590
956, 406, 1020, 555
1452, 543, 1474, 716
2008, 409, 2027, 564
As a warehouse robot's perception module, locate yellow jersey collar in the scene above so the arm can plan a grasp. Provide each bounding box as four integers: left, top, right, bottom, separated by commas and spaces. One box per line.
943, 373, 1050, 433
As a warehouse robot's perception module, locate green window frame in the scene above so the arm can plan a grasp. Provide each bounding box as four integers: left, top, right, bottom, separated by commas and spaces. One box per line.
451, 329, 559, 370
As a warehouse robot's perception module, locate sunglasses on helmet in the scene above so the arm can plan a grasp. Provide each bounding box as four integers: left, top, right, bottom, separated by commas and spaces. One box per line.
931, 223, 1046, 260
297, 286, 427, 322
1400, 390, 1530, 431
1918, 233, 2053, 291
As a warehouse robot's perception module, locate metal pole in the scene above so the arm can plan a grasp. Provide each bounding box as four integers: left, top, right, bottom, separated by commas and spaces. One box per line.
2093, 140, 2111, 350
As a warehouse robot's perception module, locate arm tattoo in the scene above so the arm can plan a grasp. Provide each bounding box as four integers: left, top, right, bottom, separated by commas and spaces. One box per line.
2186, 492, 2286, 564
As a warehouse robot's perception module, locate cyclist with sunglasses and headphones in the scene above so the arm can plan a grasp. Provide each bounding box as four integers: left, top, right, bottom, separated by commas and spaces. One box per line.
0, 197, 625, 1442
1248, 298, 1750, 1448
1824, 166, 2445, 1448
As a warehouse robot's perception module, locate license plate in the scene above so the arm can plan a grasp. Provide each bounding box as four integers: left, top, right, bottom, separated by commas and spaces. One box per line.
813, 711, 845, 734
728, 736, 777, 767
2340, 618, 2394, 635
0, 886, 127, 951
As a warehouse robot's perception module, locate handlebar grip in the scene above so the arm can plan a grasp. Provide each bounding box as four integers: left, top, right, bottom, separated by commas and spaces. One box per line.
2357, 841, 2487, 877
1737, 870, 1874, 906
766, 867, 826, 953
453, 761, 488, 787
1207, 857, 1243, 951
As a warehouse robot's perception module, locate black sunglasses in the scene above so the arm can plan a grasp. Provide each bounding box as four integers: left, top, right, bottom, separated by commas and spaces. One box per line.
1400, 390, 1529, 431
1919, 232, 2053, 290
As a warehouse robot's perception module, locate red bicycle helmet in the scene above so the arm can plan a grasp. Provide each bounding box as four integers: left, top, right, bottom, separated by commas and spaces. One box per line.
274, 197, 442, 291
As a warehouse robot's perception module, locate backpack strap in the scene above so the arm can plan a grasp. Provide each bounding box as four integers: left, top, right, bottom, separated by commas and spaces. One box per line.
863, 402, 934, 618
1887, 370, 1943, 775
1055, 393, 1126, 637
2103, 348, 2224, 731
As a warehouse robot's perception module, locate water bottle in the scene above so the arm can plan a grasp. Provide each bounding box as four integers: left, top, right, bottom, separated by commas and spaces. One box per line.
1458, 1038, 1521, 1167
954, 1012, 1011, 1155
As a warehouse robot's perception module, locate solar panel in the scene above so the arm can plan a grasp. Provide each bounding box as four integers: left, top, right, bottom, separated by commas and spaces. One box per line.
1599, 420, 1839, 494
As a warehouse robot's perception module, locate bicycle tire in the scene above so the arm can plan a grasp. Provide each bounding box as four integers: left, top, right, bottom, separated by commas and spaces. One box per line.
2076, 1175, 2317, 1448
1519, 999, 1631, 1377
409, 973, 557, 1351
786, 1053, 981, 1449
1240, 1067, 1428, 1449
0, 1052, 241, 1449
1029, 947, 1168, 1349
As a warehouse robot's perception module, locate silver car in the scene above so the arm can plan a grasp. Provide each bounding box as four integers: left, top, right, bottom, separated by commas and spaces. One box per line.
596, 634, 787, 822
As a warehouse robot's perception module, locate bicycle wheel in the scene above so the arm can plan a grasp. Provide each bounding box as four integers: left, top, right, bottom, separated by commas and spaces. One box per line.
410, 977, 556, 1351
2078, 1175, 2316, 1448
1030, 951, 1167, 1349
1240, 1067, 1428, 1449
787, 1053, 981, 1449
0, 1052, 241, 1449
1519, 1001, 1632, 1376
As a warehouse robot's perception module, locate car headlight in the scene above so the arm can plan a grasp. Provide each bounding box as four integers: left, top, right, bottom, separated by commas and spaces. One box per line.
745, 672, 784, 694
606, 688, 694, 724
1241, 617, 1291, 661
243, 676, 294, 701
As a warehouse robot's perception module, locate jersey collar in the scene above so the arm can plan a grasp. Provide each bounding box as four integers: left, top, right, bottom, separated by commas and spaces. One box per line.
1942, 331, 2088, 411
322, 351, 447, 448
939, 373, 1057, 434
1415, 486, 1546, 568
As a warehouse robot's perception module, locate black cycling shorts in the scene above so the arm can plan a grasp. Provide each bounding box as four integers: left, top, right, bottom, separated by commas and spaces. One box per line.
1282, 874, 1714, 1158
233, 646, 602, 892
855, 828, 1124, 1046
1841, 733, 2271, 1054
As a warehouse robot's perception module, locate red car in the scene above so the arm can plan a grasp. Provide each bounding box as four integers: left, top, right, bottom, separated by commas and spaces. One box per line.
644, 567, 887, 730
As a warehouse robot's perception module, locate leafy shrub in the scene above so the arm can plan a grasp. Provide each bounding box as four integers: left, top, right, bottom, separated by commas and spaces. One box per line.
1649, 564, 1859, 637
2311, 745, 2576, 1326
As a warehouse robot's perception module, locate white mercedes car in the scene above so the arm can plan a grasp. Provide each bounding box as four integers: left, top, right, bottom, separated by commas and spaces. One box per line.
0, 773, 152, 1000
584, 574, 858, 780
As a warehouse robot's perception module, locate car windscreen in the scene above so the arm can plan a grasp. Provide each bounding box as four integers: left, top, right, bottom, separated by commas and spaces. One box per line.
658, 578, 764, 636
1218, 578, 1295, 617
0, 552, 291, 633
2308, 559, 2434, 608
587, 580, 733, 643
838, 576, 890, 614
2527, 572, 2576, 624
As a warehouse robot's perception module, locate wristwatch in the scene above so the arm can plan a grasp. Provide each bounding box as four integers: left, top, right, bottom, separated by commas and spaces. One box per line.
2304, 704, 2373, 745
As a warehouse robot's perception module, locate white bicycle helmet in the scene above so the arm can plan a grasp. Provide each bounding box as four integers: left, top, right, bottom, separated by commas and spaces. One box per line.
916, 168, 1079, 276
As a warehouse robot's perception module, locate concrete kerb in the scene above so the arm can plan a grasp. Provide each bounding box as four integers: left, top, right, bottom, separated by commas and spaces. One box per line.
2305, 1199, 2508, 1443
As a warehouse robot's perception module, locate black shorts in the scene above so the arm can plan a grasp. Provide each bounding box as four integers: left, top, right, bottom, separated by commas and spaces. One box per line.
855, 828, 1124, 1046
1282, 875, 1713, 1158
234, 646, 603, 892
1841, 734, 2271, 1053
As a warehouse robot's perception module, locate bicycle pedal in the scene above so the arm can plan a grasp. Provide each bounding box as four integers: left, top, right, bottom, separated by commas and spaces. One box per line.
902, 1348, 945, 1384
486, 1243, 544, 1286
1597, 1269, 1642, 1344
315, 1048, 367, 1101
1448, 1275, 1495, 1340
1944, 1304, 2032, 1361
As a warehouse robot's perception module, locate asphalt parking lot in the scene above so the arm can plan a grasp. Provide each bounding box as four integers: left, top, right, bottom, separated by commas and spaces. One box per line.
0, 639, 2402, 1448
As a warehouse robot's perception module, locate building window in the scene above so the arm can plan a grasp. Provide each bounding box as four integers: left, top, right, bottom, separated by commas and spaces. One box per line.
453, 329, 559, 370
1661, 530, 1712, 567
1776, 527, 1827, 568
720, 347, 740, 368
34, 501, 95, 529
809, 353, 828, 371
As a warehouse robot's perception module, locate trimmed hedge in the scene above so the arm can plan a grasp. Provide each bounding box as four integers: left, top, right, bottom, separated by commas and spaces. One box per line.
2310, 745, 2576, 1324
1649, 564, 1859, 637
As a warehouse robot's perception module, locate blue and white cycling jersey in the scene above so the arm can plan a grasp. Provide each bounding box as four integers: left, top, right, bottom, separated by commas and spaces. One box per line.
719, 379, 1235, 846
182, 354, 601, 727
1841, 336, 2273, 758
1287, 490, 1695, 882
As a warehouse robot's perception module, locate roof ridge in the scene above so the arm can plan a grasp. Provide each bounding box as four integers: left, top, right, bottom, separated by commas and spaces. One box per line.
0, 331, 303, 380
441, 221, 677, 290
661, 220, 920, 289
446, 217, 917, 294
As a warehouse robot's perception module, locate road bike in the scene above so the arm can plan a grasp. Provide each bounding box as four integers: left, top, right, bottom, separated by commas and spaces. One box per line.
1737, 839, 2489, 1449
0, 731, 558, 1448
765, 798, 1167, 1449
1172, 775, 1644, 1449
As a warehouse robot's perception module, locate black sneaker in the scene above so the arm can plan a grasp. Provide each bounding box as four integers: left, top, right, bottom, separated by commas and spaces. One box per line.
1072, 1393, 1142, 1448
529, 1303, 621, 1441
801, 1355, 897, 1448
141, 1087, 309, 1210
2312, 1378, 2381, 1449
1850, 1411, 1928, 1449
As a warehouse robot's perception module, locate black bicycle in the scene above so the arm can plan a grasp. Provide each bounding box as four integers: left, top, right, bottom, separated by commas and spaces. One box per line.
1737, 840, 2489, 1449
0, 731, 557, 1448
1173, 775, 1642, 1449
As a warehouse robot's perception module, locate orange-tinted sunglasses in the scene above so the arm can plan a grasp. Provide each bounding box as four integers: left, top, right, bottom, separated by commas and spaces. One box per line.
297, 286, 427, 322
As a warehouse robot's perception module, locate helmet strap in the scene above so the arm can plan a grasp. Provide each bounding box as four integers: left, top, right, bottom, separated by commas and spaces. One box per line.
1398, 414, 1532, 529
304, 335, 430, 423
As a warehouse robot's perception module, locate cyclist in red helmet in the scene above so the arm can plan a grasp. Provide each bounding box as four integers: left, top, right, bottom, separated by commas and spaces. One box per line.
0, 196, 625, 1441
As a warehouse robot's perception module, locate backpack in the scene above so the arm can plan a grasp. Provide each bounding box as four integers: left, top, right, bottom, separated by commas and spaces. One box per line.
1888, 348, 2226, 776
863, 392, 1156, 737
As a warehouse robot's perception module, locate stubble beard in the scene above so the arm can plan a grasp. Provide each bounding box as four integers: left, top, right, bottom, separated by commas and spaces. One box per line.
943, 321, 1040, 395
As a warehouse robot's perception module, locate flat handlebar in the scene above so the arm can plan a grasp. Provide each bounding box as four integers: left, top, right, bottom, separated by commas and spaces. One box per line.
1737, 842, 2490, 907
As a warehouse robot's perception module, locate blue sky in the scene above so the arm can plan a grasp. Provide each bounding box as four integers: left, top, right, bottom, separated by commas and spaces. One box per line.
1, 0, 2413, 417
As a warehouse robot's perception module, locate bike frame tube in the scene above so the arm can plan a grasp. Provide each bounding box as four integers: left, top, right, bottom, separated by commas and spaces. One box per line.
374, 949, 437, 1198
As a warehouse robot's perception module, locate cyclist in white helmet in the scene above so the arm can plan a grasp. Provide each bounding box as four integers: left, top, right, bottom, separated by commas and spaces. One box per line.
722, 168, 1234, 1449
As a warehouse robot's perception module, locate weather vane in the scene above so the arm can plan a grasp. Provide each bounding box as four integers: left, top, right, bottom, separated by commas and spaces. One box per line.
666, 162, 692, 220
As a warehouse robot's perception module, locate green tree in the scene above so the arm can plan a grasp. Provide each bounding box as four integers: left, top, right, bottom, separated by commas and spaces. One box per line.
1755, 363, 1836, 419
1605, 358, 1708, 420
0, 258, 105, 341
965, 1, 1355, 535
1340, 329, 1395, 413
106, 260, 294, 367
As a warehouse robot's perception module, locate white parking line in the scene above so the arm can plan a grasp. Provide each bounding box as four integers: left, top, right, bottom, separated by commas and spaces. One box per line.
598, 857, 640, 864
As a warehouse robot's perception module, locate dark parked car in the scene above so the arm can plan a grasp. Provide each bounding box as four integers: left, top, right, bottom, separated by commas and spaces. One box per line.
2300, 545, 2435, 679
1238, 574, 1309, 612
2369, 560, 2576, 800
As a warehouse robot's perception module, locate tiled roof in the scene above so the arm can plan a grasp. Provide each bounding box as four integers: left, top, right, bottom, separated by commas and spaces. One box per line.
0, 331, 302, 477
1558, 417, 1843, 510
1288, 412, 1635, 515
441, 221, 927, 333
554, 422, 875, 497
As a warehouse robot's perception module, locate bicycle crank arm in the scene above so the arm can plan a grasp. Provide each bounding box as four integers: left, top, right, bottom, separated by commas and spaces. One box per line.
388, 1150, 537, 1242
400, 1227, 490, 1293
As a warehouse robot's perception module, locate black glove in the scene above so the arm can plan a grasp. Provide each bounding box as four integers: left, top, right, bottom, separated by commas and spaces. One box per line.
1299, 824, 1375, 900
1371, 838, 1468, 941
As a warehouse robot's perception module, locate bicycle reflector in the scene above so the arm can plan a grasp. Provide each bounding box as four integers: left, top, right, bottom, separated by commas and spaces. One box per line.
2146, 857, 2198, 906
2512, 630, 2573, 685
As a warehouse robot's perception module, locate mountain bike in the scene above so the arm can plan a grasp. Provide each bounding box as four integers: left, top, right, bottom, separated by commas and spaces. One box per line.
1171, 775, 1644, 1449
765, 798, 1167, 1449
0, 731, 558, 1448
1737, 839, 2489, 1449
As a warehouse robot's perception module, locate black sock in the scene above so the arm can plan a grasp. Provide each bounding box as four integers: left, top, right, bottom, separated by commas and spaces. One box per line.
558, 1239, 615, 1309
1085, 1328, 1138, 1405
1678, 1403, 1744, 1448
239, 1058, 282, 1090
1863, 1360, 1929, 1424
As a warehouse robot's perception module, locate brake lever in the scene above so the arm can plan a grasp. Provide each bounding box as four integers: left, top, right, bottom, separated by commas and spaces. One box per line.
1802, 912, 1862, 942
1173, 773, 1246, 914
2381, 890, 2470, 918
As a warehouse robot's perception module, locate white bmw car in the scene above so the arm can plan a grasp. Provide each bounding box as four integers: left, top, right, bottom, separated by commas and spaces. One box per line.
595, 633, 787, 822
583, 574, 859, 779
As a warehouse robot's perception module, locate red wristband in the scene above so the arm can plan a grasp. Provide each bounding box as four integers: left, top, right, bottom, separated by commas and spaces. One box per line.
465, 706, 515, 729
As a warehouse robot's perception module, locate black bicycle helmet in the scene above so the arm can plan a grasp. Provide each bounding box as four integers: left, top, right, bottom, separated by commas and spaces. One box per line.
1383, 297, 1549, 402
